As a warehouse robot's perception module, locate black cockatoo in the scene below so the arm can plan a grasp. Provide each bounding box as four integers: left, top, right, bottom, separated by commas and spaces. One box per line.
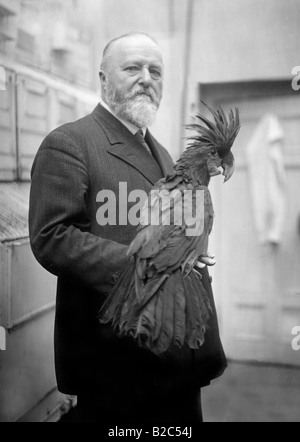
99, 102, 240, 354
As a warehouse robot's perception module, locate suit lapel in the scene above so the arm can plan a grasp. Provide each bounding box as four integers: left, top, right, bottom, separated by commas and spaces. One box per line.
92, 104, 174, 185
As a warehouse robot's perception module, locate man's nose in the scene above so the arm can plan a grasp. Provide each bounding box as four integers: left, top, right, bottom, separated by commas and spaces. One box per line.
138, 68, 151, 86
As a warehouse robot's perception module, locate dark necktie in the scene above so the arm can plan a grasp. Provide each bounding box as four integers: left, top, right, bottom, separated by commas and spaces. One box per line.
134, 129, 152, 155
134, 129, 163, 179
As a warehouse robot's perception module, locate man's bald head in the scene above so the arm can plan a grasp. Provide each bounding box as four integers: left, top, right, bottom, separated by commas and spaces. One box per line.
100, 32, 160, 72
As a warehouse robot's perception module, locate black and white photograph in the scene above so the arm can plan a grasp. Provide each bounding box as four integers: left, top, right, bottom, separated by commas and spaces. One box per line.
0, 0, 300, 425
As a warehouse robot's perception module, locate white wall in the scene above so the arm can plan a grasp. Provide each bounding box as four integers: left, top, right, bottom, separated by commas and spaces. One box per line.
189, 0, 300, 84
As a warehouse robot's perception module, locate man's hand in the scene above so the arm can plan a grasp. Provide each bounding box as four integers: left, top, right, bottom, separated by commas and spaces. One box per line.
194, 252, 216, 269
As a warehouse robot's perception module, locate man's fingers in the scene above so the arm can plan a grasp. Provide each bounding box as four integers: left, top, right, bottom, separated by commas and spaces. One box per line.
195, 261, 206, 269
195, 253, 217, 270
198, 253, 217, 267
202, 257, 217, 266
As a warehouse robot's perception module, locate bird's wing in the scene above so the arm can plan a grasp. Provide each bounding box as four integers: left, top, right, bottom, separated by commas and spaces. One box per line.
127, 178, 214, 278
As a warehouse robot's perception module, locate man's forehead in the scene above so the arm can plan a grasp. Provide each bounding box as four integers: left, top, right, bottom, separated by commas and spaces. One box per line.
109, 36, 163, 64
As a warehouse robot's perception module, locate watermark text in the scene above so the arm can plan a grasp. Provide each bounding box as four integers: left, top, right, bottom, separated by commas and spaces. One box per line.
292, 66, 300, 91
96, 183, 205, 237
0, 326, 6, 351
292, 326, 300, 351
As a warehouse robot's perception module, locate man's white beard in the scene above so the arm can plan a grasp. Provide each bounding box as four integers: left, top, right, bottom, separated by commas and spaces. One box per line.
105, 82, 160, 129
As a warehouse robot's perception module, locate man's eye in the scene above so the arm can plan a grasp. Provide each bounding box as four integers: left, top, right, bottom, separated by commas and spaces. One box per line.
125, 66, 139, 74
150, 70, 161, 80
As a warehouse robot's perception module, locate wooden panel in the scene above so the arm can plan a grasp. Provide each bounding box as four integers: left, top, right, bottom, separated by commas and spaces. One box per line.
0, 69, 17, 180
55, 90, 77, 128
48, 89, 97, 132
0, 245, 9, 328
0, 310, 57, 422
0, 241, 58, 422
233, 304, 267, 340
4, 68, 98, 182
0, 240, 57, 330
17, 75, 49, 181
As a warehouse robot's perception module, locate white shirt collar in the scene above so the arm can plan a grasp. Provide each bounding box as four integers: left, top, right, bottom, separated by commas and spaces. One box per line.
99, 96, 146, 137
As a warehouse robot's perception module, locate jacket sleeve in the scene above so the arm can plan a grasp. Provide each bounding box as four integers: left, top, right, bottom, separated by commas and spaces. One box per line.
29, 129, 129, 294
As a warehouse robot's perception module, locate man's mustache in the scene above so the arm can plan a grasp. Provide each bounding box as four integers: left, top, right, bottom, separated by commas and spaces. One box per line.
128, 88, 158, 103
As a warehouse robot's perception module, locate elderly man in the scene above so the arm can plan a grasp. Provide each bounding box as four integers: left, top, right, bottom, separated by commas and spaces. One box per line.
29, 32, 226, 422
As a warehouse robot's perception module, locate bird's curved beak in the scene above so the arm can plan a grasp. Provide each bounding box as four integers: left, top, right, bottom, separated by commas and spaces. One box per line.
221, 151, 235, 183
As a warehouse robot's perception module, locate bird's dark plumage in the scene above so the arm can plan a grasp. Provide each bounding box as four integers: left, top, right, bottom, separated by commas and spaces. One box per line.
99, 102, 240, 354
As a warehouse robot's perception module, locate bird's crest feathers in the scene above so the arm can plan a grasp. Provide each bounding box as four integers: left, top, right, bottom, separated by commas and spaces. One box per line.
185, 101, 240, 158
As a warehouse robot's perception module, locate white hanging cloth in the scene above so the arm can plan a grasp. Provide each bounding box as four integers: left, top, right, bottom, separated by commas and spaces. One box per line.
246, 114, 286, 245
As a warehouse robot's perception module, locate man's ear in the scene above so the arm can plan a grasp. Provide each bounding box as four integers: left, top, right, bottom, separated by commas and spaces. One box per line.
99, 71, 106, 89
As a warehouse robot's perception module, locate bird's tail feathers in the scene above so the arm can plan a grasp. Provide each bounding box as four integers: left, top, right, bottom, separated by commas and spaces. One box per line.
99, 262, 212, 354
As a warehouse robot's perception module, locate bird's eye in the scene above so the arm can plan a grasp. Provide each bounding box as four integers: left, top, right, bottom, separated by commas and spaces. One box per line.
211, 150, 218, 156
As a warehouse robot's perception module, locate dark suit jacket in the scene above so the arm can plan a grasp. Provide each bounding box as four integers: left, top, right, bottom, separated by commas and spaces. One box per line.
29, 104, 226, 395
